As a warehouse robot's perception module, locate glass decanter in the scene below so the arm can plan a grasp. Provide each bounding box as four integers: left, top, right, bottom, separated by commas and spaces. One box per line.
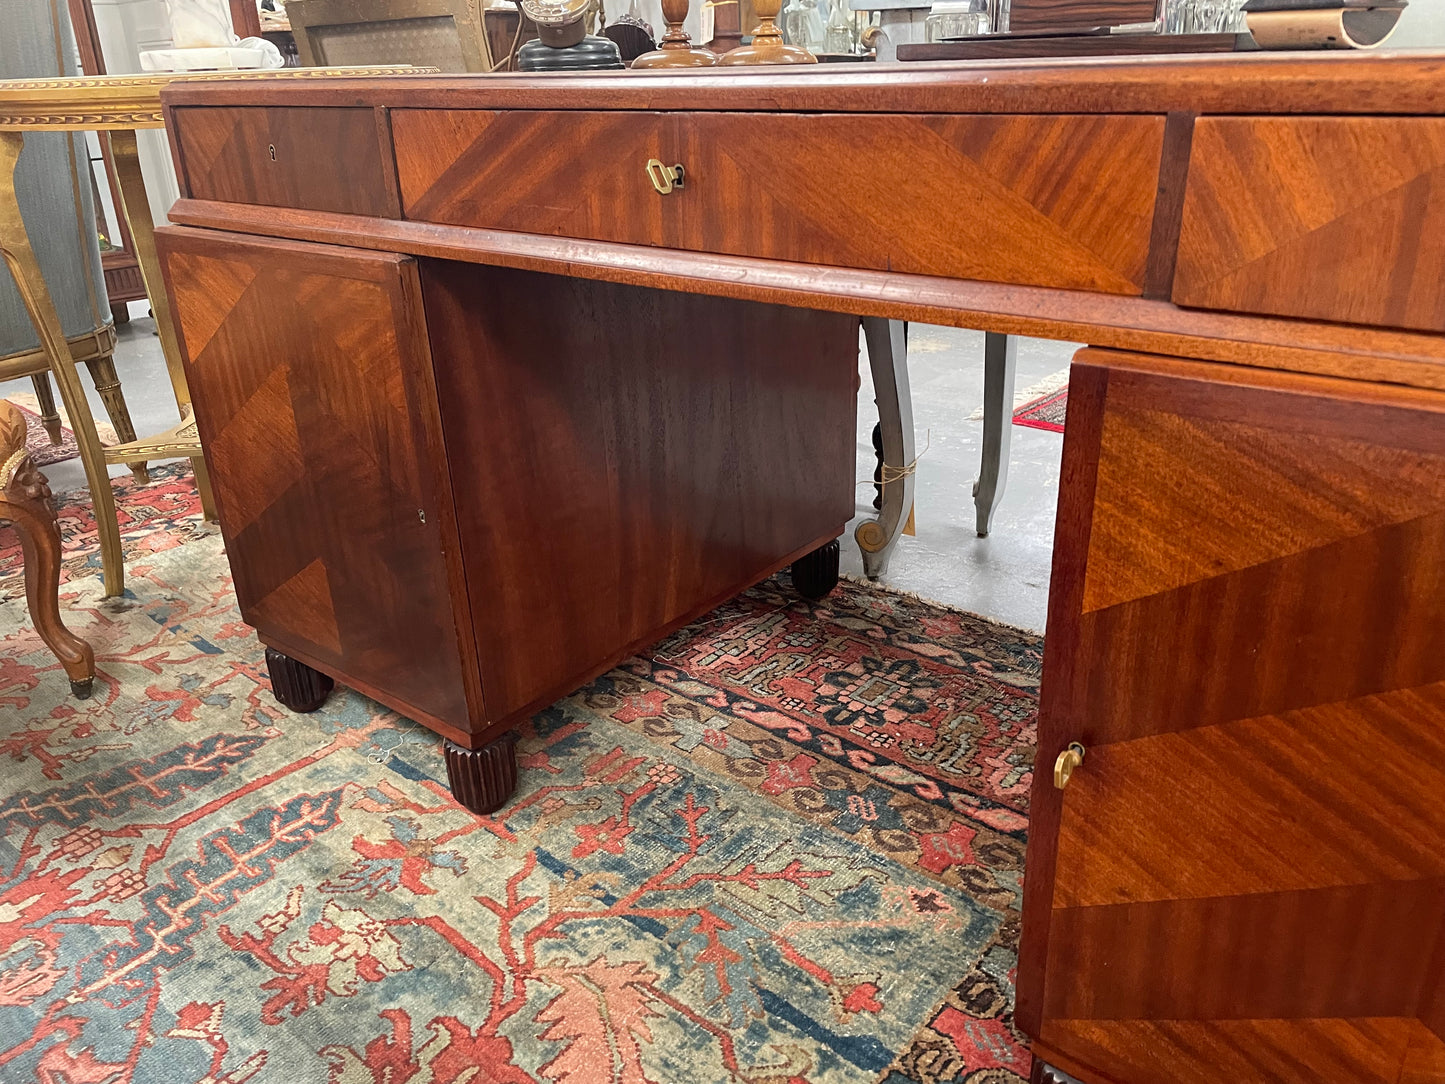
824, 0, 853, 54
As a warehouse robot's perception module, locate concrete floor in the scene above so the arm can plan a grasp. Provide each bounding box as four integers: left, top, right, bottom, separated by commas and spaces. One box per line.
3, 311, 1071, 634
845, 326, 1074, 633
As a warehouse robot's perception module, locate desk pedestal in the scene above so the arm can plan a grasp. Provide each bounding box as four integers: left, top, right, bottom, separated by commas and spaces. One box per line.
157, 227, 859, 812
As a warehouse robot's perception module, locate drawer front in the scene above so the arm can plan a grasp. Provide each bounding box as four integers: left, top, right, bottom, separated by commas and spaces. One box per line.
1174, 116, 1445, 332
173, 105, 395, 217
392, 109, 1166, 295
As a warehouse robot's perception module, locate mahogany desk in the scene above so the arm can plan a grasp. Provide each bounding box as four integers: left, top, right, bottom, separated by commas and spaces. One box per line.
154, 55, 1445, 1084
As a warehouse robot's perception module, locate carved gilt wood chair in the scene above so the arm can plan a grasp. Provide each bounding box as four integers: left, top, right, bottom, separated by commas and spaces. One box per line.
1, 397, 96, 698
288, 0, 496, 71
1, 0, 151, 601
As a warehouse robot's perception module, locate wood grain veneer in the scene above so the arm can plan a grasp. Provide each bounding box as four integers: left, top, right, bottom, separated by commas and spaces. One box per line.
392, 109, 1163, 294
156, 227, 477, 734
165, 198, 1445, 392
419, 259, 857, 727
896, 33, 1244, 61
1174, 116, 1445, 333
1006, 0, 1157, 32
1018, 347, 1445, 1084
170, 105, 395, 217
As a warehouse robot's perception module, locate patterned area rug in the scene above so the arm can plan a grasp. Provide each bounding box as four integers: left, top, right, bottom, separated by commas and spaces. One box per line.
0, 473, 1039, 1083
0, 462, 207, 601
1011, 389, 1067, 434
964, 369, 1068, 434
2, 395, 121, 469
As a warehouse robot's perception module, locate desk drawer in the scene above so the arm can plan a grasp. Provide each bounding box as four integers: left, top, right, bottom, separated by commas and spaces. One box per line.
392, 109, 1166, 295
172, 105, 395, 217
1174, 117, 1445, 333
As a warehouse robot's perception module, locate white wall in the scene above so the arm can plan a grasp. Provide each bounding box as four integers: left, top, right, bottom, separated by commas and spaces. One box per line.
92, 0, 180, 226
1391, 0, 1445, 47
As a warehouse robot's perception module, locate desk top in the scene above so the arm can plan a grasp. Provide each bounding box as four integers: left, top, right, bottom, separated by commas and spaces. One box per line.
159, 49, 1445, 392
0, 66, 433, 131
158, 50, 1445, 116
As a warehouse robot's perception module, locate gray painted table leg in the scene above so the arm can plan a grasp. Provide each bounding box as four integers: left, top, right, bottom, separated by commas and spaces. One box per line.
855, 316, 915, 579
973, 331, 1017, 538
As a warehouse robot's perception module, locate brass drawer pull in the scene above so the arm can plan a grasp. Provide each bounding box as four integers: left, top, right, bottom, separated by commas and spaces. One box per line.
646, 159, 686, 194
1053, 742, 1086, 790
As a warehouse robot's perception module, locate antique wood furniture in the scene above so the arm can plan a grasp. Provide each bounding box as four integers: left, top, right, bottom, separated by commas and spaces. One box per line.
0, 398, 95, 698
718, 0, 818, 62
156, 54, 1445, 1084
287, 0, 495, 72
0, 66, 429, 597
631, 0, 719, 67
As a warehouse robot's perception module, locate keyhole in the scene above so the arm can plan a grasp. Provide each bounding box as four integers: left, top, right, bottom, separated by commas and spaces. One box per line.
268, 144, 276, 161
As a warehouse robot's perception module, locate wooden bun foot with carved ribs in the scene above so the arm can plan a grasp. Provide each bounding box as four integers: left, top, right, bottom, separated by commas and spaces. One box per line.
791, 539, 840, 601
265, 647, 334, 712
445, 734, 519, 815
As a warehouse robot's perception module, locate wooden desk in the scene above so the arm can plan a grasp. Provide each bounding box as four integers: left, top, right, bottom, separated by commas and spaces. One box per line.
154, 54, 1445, 1084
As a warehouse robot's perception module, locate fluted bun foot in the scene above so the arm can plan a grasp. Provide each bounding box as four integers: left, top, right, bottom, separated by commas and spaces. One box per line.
266, 647, 334, 712
445, 733, 520, 815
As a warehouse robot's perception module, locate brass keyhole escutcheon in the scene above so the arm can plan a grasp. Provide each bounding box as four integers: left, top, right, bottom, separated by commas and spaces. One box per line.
645, 158, 685, 194
1053, 741, 1086, 790
268, 143, 277, 161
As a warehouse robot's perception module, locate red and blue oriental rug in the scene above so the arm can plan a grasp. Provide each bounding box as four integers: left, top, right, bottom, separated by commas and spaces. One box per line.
0, 469, 1038, 1083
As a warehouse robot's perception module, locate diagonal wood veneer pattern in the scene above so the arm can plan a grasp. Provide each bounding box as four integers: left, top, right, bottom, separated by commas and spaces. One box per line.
1028, 349, 1445, 1084
391, 109, 1164, 295
1175, 117, 1445, 333
160, 230, 470, 730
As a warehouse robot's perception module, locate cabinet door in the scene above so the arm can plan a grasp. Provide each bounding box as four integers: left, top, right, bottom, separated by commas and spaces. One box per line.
1019, 349, 1445, 1084
156, 226, 477, 736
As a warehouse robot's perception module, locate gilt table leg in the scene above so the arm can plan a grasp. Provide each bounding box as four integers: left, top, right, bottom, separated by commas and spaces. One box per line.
3, 451, 96, 698
973, 330, 1017, 538
84, 351, 149, 483
0, 131, 125, 597
855, 316, 915, 579
445, 734, 520, 816
107, 129, 216, 521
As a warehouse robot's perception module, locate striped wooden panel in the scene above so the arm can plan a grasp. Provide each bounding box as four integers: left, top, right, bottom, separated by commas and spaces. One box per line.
390, 109, 1165, 295
1024, 349, 1445, 1084
157, 227, 472, 732
172, 105, 394, 217
1174, 117, 1445, 333
1007, 0, 1158, 31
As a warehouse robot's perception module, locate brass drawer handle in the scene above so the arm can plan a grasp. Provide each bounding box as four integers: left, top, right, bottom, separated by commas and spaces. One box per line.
646, 158, 686, 194
1053, 742, 1086, 790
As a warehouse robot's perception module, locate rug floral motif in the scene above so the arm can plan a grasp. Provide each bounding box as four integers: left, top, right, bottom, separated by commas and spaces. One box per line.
0, 472, 1039, 1083
0, 463, 206, 601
